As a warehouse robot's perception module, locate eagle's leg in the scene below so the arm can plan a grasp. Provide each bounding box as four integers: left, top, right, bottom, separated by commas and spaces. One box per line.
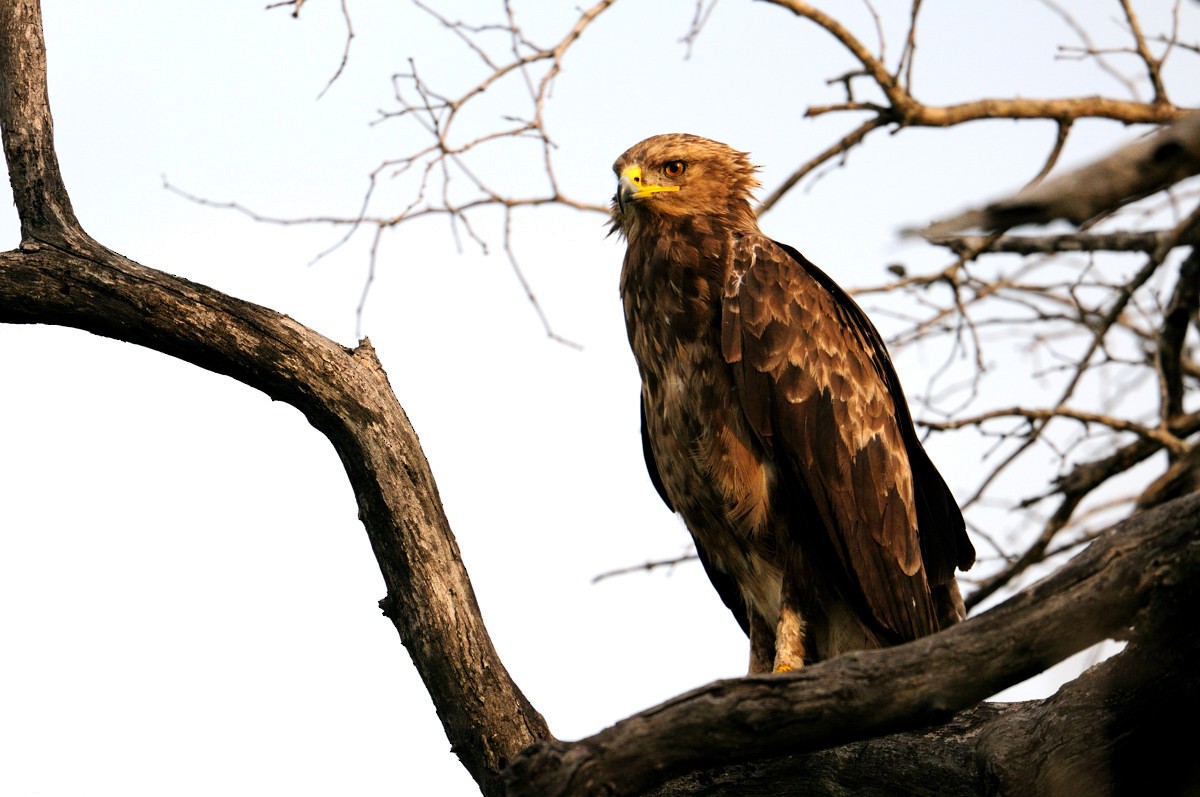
772, 573, 806, 672
747, 610, 775, 675
933, 579, 967, 628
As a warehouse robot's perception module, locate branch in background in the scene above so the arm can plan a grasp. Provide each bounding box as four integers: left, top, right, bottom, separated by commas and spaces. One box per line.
921, 111, 1200, 237
1119, 0, 1170, 105
756, 116, 890, 215
754, 0, 1191, 217
267, 0, 354, 97
1038, 0, 1141, 99
878, 212, 1198, 604
1025, 118, 1073, 188
319, 0, 354, 99
926, 406, 1186, 457
962, 207, 1199, 514
1156, 247, 1200, 426
1138, 444, 1200, 509
928, 228, 1200, 257
591, 551, 698, 584
185, 0, 618, 342
1055, 410, 1200, 499
963, 409, 1200, 607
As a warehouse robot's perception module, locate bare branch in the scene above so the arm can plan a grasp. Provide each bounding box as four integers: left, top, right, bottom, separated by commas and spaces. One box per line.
501, 206, 582, 348
1026, 118, 1073, 189
894, 0, 920, 90
680, 0, 720, 57
927, 228, 1200, 256
1037, 0, 1141, 99
317, 0, 355, 99
925, 406, 1186, 457
265, 0, 305, 17
591, 551, 698, 584
757, 116, 890, 214
1118, 0, 1169, 105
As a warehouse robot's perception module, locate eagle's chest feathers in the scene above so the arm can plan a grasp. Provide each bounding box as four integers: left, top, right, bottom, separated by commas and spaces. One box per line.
622, 229, 783, 610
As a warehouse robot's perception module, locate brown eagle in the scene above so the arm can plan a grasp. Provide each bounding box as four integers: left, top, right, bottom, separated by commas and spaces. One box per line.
611, 133, 975, 673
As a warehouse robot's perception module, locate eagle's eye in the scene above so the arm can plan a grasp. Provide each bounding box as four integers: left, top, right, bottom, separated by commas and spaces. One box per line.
663, 161, 686, 178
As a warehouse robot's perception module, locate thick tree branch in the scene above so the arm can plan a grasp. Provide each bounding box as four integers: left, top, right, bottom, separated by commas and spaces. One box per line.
505, 494, 1200, 796
642, 611, 1199, 796
0, 197, 550, 797
0, 4, 549, 795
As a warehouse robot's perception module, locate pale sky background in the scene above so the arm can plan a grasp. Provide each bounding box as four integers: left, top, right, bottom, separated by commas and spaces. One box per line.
1, 2, 1196, 795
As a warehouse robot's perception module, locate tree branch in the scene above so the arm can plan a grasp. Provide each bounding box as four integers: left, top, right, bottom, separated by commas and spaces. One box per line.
505, 494, 1200, 796
927, 228, 1200, 256
757, 0, 1193, 217
922, 110, 1200, 236
0, 4, 550, 794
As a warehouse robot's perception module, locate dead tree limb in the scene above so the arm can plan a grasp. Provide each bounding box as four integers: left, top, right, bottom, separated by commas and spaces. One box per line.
0, 5, 549, 795
505, 493, 1200, 796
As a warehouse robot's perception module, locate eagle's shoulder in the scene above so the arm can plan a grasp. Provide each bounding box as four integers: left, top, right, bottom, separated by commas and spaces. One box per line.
721, 233, 899, 454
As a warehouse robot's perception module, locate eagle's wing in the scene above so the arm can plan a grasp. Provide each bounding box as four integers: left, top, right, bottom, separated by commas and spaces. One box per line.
721, 234, 970, 640
641, 403, 753, 636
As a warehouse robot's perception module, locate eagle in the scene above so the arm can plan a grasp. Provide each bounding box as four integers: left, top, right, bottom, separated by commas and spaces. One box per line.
611, 133, 975, 673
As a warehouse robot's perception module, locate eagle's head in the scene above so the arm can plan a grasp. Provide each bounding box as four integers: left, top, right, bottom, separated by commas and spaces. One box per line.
609, 133, 761, 241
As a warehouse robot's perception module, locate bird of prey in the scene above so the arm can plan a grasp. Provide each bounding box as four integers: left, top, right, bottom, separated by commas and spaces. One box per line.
611, 133, 975, 673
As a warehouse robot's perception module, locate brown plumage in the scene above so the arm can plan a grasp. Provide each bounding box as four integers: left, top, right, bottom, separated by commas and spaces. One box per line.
611, 133, 975, 673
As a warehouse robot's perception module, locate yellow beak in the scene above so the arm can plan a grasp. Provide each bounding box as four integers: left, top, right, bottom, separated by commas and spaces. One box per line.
617, 165, 679, 212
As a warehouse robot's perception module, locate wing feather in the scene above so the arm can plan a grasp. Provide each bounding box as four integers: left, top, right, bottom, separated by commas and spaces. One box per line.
772, 241, 976, 585
722, 234, 971, 639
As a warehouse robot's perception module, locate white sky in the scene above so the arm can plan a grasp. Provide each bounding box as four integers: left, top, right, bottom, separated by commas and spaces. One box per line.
1, 2, 1196, 795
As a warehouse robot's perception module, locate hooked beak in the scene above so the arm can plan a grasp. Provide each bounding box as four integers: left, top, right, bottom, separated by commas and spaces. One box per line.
616, 165, 678, 213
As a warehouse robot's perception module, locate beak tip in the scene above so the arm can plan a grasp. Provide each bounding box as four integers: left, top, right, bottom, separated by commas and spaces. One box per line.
615, 174, 638, 214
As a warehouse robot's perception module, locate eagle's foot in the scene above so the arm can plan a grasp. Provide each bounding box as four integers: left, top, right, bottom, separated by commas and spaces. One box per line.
773, 602, 806, 673
747, 601, 808, 674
